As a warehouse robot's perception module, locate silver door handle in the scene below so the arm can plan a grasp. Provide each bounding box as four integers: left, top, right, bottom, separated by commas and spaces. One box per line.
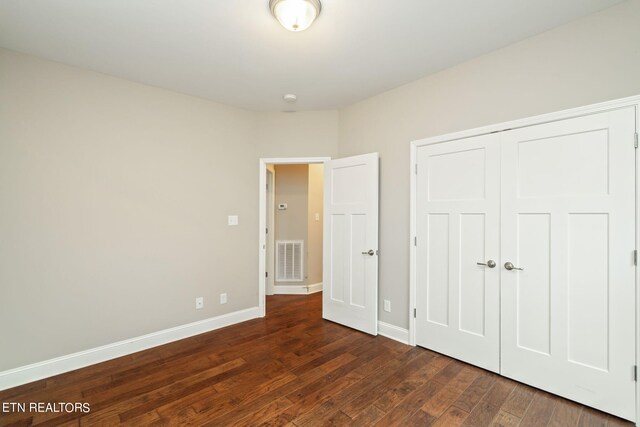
361, 250, 375, 256
504, 262, 524, 271
477, 260, 496, 268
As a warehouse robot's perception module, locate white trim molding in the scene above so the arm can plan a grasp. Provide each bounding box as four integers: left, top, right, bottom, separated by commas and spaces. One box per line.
273, 282, 323, 295
0, 306, 261, 391
307, 282, 323, 294
378, 321, 409, 345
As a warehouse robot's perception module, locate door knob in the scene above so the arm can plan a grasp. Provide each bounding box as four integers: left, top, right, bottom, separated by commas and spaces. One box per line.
361, 250, 375, 256
477, 260, 496, 268
504, 262, 524, 271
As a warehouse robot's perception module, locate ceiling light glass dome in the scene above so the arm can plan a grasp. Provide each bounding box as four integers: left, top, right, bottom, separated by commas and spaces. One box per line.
269, 0, 321, 32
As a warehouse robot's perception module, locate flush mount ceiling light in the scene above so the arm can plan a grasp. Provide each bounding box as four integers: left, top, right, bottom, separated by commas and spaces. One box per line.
269, 0, 321, 32
283, 93, 297, 103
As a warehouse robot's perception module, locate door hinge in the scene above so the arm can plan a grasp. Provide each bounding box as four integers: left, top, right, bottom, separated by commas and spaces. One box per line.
415, 164, 418, 174
266, 228, 268, 234
634, 249, 638, 266
414, 236, 417, 246
265, 271, 268, 278
414, 308, 417, 318
635, 132, 638, 149
634, 365, 637, 381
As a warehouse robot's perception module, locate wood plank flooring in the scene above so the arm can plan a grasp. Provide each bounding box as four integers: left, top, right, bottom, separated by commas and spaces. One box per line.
0, 293, 633, 426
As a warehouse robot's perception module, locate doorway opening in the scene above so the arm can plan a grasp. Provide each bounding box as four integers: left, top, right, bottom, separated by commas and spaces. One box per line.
259, 157, 329, 317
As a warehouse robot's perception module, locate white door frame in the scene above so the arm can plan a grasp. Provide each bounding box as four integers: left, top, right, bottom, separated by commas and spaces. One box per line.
258, 157, 330, 317
409, 94, 640, 422
266, 168, 275, 296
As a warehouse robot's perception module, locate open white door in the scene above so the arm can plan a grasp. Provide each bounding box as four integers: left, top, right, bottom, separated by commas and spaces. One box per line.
323, 153, 379, 335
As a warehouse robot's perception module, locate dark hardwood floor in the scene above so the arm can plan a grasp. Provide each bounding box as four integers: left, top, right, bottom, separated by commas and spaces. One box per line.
0, 293, 633, 426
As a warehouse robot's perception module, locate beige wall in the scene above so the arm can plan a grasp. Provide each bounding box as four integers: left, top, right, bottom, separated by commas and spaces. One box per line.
255, 111, 339, 159
307, 164, 324, 286
274, 164, 309, 286
0, 48, 257, 370
338, 0, 640, 329
0, 48, 339, 371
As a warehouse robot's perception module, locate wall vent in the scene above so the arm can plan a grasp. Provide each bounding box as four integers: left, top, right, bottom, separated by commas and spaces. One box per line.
276, 240, 304, 282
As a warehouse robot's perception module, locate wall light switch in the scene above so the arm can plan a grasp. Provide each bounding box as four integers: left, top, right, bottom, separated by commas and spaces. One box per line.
383, 299, 391, 312
220, 293, 227, 304
315, 213, 320, 221
278, 203, 287, 210
228, 215, 238, 226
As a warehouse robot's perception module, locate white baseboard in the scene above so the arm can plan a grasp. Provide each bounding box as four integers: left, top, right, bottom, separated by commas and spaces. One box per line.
274, 282, 322, 295
307, 283, 323, 294
0, 306, 261, 391
378, 321, 410, 345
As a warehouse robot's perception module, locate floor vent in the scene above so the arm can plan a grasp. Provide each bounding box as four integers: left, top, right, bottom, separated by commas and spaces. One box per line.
276, 240, 304, 282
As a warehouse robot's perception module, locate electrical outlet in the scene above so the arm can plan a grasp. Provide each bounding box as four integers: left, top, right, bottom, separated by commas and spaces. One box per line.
195, 297, 204, 310
383, 299, 391, 312
220, 293, 227, 304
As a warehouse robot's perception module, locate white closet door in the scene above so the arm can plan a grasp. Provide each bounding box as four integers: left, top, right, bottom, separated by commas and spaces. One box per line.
416, 133, 501, 372
500, 107, 636, 420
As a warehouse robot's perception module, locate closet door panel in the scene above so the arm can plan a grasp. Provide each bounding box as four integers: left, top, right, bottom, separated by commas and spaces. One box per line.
515, 213, 551, 355
500, 107, 636, 421
415, 133, 501, 372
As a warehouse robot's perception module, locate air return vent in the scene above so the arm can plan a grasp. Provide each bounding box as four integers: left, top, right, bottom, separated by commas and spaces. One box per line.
276, 240, 304, 282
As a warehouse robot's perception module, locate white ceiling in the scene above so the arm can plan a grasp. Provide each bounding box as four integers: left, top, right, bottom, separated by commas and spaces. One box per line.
0, 0, 625, 111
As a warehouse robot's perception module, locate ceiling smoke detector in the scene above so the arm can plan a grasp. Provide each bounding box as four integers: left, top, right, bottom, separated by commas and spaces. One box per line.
269, 0, 322, 32
283, 94, 297, 103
